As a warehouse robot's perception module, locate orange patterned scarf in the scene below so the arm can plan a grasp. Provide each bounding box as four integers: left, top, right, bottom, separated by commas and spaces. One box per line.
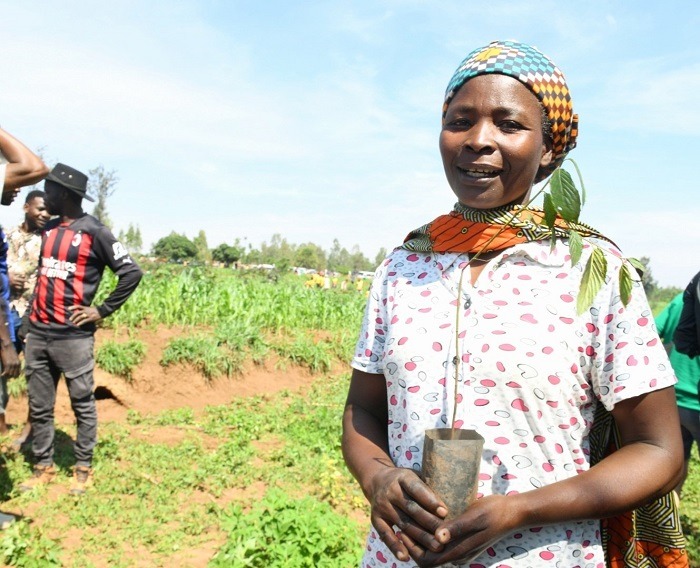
401, 204, 611, 254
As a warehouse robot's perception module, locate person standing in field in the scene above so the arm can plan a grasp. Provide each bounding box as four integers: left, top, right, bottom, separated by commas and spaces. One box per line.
0, 129, 48, 435
0, 126, 48, 529
19, 163, 142, 496
5, 190, 50, 450
8, 190, 50, 348
342, 40, 685, 567
675, 270, 700, 359
656, 292, 700, 495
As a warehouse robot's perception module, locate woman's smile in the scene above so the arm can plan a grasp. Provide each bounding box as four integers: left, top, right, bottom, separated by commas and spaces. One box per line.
440, 74, 552, 209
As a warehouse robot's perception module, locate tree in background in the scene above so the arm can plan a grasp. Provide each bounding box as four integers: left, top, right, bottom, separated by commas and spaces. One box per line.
638, 256, 658, 297
193, 230, 211, 263
349, 245, 371, 273
327, 239, 352, 274
118, 223, 143, 254
374, 247, 388, 268
89, 165, 118, 229
636, 256, 682, 314
211, 242, 243, 268
294, 242, 326, 271
152, 232, 197, 262
259, 233, 295, 272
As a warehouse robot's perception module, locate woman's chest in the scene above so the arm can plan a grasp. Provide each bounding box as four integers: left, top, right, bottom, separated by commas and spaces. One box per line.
381, 260, 595, 399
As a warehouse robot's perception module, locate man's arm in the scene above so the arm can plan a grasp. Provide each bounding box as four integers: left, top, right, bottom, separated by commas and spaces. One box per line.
68, 227, 142, 327
0, 127, 49, 189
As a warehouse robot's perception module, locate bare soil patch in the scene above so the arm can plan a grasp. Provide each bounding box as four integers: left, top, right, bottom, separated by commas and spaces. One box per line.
6, 325, 318, 428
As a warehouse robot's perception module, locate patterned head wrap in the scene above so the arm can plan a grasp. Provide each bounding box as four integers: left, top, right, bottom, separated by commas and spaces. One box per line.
443, 40, 578, 179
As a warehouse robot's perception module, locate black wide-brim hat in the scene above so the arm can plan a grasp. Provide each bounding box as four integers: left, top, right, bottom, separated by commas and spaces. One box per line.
45, 163, 94, 202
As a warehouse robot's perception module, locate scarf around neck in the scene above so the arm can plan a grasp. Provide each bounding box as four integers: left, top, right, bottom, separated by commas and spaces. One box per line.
401, 203, 612, 255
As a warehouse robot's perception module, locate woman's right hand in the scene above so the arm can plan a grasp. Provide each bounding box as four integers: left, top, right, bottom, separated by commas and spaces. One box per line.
368, 466, 448, 563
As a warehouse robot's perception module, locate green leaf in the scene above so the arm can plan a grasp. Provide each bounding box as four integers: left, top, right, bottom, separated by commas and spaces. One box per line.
619, 263, 633, 306
568, 230, 583, 266
542, 193, 557, 229
626, 256, 646, 278
577, 247, 607, 314
565, 158, 587, 205
550, 168, 581, 223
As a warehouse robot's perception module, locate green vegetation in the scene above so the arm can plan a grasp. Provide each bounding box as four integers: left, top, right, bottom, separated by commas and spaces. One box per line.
160, 334, 244, 380
95, 265, 366, 331
681, 454, 700, 565
211, 489, 360, 567
95, 340, 146, 382
92, 266, 365, 379
1, 375, 365, 566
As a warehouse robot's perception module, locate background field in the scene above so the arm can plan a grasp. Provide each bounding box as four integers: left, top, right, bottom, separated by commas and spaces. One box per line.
0, 266, 697, 567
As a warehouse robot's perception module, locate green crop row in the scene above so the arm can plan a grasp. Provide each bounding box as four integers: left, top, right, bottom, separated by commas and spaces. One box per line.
94, 266, 367, 333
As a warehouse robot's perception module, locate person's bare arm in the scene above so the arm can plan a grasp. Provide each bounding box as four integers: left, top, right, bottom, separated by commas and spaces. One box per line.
0, 302, 19, 378
404, 387, 684, 567
342, 369, 448, 562
0, 127, 48, 189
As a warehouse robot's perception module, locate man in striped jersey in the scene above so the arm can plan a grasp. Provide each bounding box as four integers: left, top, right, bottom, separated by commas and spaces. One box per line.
20, 163, 142, 496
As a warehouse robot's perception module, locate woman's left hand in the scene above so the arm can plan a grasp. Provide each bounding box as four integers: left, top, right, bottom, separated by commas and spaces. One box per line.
399, 494, 518, 567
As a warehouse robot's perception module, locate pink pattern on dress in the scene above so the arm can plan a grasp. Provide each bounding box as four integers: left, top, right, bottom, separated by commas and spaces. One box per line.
352, 239, 675, 568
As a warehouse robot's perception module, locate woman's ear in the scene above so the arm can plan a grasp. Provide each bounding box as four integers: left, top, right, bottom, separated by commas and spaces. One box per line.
539, 138, 553, 170
534, 139, 554, 183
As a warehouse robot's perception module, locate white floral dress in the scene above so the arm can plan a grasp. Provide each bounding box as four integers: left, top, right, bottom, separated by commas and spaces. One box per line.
351, 239, 675, 568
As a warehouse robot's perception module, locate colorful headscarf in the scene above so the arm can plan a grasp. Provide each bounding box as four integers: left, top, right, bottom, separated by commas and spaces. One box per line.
443, 40, 579, 180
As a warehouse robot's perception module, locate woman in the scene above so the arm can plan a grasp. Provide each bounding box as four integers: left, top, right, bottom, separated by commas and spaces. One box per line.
342, 40, 685, 568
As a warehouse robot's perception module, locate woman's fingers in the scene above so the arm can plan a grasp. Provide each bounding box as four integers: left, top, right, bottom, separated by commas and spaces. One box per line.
394, 497, 444, 551
401, 475, 449, 518
370, 469, 447, 558
371, 515, 411, 563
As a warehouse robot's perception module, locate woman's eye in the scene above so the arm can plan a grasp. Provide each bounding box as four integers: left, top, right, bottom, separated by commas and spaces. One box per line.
500, 120, 524, 131
447, 118, 472, 128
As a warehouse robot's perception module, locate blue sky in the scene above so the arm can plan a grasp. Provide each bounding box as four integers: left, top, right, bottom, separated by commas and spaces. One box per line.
1, 0, 698, 287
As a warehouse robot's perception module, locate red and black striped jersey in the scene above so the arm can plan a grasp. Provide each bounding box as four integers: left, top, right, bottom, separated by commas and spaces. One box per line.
29, 214, 142, 338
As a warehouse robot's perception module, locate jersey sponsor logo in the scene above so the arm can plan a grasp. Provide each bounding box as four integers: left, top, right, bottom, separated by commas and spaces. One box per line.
40, 256, 77, 280
112, 242, 129, 261
72, 233, 82, 247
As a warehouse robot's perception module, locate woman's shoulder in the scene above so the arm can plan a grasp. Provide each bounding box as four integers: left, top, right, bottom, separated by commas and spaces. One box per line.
380, 247, 460, 273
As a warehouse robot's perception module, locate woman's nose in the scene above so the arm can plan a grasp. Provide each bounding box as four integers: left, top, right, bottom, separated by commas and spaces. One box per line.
463, 121, 494, 152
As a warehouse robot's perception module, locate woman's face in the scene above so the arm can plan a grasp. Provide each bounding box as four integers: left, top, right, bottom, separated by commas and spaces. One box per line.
440, 74, 553, 209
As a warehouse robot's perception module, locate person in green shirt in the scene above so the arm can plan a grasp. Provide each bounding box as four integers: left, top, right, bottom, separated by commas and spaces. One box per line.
656, 292, 700, 494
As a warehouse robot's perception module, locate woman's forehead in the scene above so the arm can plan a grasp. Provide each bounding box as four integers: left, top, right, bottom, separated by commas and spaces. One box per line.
447, 74, 542, 113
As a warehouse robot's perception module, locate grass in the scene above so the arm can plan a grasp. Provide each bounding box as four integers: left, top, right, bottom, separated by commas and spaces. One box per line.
160, 335, 244, 380
95, 266, 367, 334
92, 266, 363, 381
680, 452, 700, 565
95, 340, 147, 382
0, 374, 366, 567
